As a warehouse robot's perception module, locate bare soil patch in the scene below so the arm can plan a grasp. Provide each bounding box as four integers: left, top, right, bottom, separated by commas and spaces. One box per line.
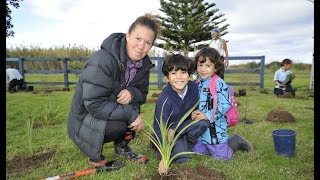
33, 121, 62, 129
148, 165, 228, 180
6, 149, 56, 176
266, 108, 294, 123
146, 98, 158, 104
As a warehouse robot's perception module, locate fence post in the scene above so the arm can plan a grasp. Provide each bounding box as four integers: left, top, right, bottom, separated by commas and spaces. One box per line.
260, 56, 265, 88
18, 58, 25, 79
63, 58, 70, 90
157, 57, 163, 88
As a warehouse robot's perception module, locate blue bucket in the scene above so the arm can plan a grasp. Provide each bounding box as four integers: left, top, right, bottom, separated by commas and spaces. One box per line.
272, 129, 296, 157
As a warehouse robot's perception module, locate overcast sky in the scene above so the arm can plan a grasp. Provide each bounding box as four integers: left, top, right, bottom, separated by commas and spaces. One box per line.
6, 0, 314, 64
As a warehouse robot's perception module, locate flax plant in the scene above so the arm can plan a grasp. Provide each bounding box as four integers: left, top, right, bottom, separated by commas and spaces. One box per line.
144, 98, 199, 174
26, 116, 34, 155
43, 98, 64, 124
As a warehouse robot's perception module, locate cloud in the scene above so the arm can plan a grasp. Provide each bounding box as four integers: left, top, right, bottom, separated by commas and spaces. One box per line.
8, 0, 161, 48
7, 0, 314, 64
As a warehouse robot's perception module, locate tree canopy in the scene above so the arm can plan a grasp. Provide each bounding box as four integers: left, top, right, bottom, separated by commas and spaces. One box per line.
155, 0, 229, 55
6, 0, 23, 38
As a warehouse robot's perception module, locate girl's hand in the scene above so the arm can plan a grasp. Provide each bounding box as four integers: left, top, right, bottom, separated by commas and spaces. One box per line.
192, 110, 207, 121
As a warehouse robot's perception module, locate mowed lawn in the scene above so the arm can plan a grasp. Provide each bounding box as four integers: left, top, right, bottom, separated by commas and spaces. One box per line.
6, 72, 314, 179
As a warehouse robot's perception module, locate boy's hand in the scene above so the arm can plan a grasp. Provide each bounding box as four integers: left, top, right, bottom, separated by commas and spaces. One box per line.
168, 128, 175, 143
158, 159, 169, 175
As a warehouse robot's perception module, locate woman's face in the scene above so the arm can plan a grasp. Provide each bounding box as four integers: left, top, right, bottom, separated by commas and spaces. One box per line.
211, 32, 219, 39
126, 25, 155, 61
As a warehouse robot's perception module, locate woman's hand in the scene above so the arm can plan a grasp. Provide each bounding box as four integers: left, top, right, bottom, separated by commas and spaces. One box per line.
224, 59, 229, 67
128, 115, 144, 131
117, 89, 132, 105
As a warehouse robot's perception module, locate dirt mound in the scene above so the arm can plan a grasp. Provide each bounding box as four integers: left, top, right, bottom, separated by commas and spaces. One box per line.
266, 108, 294, 123
6, 149, 56, 177
152, 92, 161, 98
150, 165, 227, 180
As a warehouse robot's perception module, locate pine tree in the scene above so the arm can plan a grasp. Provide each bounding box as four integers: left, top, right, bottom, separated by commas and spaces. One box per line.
6, 0, 24, 38
156, 0, 229, 55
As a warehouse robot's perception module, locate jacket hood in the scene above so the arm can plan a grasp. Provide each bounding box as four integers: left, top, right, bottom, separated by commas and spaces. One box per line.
101, 33, 127, 69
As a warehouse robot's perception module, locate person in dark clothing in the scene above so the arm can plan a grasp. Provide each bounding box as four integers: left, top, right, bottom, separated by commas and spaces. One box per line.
6, 66, 28, 93
67, 14, 159, 167
152, 54, 209, 175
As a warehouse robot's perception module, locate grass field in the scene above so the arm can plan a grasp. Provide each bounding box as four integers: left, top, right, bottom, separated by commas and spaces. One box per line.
6, 72, 314, 179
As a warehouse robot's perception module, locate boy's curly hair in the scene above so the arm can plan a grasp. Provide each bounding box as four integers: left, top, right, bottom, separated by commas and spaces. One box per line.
162, 54, 194, 77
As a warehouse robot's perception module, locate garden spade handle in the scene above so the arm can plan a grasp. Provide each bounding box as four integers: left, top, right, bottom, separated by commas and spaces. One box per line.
41, 167, 97, 180
41, 160, 125, 180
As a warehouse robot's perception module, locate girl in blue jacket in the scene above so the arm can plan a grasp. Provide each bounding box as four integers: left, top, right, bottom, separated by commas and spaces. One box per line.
192, 47, 254, 161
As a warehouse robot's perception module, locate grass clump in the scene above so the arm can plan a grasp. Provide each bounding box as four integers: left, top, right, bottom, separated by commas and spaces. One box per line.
43, 98, 65, 124
26, 116, 34, 156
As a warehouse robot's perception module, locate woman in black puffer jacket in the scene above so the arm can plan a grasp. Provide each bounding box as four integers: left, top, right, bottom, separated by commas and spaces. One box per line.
68, 14, 159, 167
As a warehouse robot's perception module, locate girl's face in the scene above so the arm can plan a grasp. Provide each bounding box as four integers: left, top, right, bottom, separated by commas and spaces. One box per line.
284, 63, 292, 70
167, 69, 189, 95
197, 57, 216, 79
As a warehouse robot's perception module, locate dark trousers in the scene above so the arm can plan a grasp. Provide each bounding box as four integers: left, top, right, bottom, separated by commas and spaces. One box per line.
153, 119, 210, 163
103, 121, 128, 143
274, 84, 293, 95
90, 121, 128, 162
8, 79, 25, 92
220, 56, 225, 79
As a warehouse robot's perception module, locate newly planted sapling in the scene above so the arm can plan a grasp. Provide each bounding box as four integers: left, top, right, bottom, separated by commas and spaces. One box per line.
144, 98, 199, 175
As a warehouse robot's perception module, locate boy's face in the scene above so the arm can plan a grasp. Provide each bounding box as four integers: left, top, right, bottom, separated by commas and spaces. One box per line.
166, 68, 189, 95
197, 57, 217, 79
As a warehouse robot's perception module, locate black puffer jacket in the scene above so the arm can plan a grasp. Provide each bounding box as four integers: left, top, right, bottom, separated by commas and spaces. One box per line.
67, 33, 154, 161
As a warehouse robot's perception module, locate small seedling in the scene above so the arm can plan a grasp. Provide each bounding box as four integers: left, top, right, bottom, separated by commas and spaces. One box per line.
26, 116, 34, 155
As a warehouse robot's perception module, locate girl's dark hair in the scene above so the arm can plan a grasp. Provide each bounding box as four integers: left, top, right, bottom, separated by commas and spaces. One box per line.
128, 13, 159, 43
281, 58, 293, 66
194, 47, 224, 77
162, 54, 194, 77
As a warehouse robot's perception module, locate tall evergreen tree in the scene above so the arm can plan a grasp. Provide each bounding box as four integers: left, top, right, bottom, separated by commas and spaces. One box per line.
6, 0, 23, 38
156, 0, 229, 55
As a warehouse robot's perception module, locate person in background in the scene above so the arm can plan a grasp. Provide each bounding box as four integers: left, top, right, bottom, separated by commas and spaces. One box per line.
192, 47, 253, 161
273, 58, 294, 96
152, 54, 209, 175
6, 65, 28, 93
208, 28, 229, 79
67, 14, 159, 168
